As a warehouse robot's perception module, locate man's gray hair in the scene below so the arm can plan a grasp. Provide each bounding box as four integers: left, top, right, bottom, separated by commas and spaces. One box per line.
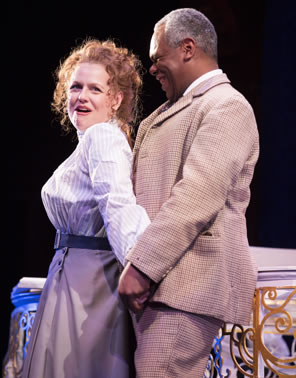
155, 8, 218, 60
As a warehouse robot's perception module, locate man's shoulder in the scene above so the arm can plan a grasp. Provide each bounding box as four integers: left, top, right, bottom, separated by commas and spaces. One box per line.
190, 76, 251, 109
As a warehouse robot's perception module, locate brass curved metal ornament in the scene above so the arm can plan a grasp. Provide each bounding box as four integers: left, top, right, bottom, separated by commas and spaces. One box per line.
226, 324, 255, 377
216, 287, 296, 377
255, 286, 296, 376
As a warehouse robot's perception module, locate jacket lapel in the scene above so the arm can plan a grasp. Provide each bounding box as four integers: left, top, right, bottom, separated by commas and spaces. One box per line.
150, 73, 230, 128
134, 73, 231, 152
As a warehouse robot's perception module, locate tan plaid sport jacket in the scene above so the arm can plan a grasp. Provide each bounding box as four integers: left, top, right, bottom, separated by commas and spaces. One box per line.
127, 73, 259, 325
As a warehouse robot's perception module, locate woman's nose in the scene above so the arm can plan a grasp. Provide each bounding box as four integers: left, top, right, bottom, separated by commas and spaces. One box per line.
78, 87, 88, 101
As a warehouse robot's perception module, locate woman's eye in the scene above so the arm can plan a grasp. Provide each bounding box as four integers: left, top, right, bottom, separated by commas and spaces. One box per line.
93, 86, 102, 92
69, 84, 80, 90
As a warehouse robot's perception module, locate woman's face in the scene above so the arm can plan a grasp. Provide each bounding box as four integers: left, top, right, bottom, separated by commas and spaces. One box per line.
67, 62, 122, 132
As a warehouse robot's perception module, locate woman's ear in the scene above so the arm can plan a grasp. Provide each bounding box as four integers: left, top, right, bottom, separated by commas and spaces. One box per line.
112, 91, 124, 111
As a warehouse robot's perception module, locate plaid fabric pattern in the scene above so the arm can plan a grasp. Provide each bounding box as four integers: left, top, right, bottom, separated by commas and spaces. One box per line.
132, 305, 222, 377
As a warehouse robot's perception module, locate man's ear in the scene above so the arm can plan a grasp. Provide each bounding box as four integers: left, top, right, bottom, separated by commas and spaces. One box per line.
181, 38, 197, 61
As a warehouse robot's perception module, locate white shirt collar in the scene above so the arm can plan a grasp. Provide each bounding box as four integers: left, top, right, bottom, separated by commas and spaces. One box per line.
77, 129, 85, 141
76, 119, 119, 141
183, 69, 223, 96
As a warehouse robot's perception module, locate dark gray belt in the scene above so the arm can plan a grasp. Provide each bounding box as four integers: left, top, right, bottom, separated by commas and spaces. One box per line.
54, 230, 111, 250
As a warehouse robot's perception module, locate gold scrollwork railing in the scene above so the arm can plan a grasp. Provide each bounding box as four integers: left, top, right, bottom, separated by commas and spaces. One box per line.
253, 286, 296, 377
210, 286, 296, 377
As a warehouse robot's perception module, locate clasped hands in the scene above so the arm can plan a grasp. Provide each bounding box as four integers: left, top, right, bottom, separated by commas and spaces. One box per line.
118, 261, 151, 313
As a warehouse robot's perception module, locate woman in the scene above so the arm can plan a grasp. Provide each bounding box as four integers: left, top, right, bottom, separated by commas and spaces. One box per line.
22, 39, 150, 378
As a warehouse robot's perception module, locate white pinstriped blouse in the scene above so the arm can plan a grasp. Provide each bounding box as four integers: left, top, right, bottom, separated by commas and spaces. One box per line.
41, 121, 150, 265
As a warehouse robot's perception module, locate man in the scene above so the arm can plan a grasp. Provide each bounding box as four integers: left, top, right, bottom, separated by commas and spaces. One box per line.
119, 8, 259, 377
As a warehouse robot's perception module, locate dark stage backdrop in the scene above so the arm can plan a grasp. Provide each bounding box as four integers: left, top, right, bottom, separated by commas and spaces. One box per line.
2, 0, 295, 363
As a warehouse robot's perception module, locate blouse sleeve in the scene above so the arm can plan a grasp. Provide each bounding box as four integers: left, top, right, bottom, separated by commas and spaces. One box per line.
83, 122, 150, 265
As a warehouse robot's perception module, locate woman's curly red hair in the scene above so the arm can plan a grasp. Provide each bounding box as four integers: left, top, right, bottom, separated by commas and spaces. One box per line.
52, 38, 144, 145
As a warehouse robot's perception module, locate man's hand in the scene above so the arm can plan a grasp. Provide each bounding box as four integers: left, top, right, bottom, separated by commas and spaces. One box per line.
119, 261, 151, 313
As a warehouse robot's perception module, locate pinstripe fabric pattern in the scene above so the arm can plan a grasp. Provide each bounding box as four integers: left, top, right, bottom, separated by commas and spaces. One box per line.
42, 121, 150, 265
128, 73, 259, 325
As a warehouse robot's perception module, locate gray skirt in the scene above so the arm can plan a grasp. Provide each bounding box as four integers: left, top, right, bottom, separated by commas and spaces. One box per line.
21, 247, 135, 378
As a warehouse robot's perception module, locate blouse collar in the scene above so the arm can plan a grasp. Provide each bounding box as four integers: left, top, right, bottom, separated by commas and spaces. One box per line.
76, 129, 84, 141
76, 119, 119, 141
